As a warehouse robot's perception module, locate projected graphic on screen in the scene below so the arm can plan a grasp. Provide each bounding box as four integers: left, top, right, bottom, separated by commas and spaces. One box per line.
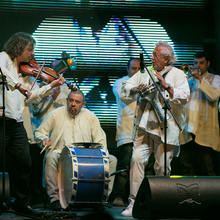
32, 16, 203, 125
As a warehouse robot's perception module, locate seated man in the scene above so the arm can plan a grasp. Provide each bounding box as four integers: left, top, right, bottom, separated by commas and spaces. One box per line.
34, 90, 117, 211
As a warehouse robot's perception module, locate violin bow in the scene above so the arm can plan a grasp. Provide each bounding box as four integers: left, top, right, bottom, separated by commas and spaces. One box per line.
30, 60, 47, 91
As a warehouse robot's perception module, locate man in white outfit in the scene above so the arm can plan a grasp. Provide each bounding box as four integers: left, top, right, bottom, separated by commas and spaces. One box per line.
121, 41, 190, 217
112, 58, 140, 206
112, 58, 155, 206
34, 90, 117, 211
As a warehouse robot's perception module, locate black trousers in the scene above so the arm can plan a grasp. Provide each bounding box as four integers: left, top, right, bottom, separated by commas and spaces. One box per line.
0, 118, 32, 206
29, 143, 45, 204
112, 143, 133, 200
181, 139, 217, 176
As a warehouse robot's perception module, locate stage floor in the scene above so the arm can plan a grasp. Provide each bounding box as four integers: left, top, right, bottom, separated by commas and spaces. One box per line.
0, 202, 202, 220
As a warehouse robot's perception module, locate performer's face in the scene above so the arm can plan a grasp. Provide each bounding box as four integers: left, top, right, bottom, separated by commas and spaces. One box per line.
127, 59, 140, 77
193, 57, 210, 75
18, 42, 34, 63
67, 93, 86, 116
151, 45, 168, 72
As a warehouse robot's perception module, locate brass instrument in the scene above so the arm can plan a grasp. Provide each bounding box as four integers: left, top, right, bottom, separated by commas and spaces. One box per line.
186, 66, 201, 77
139, 84, 171, 123
180, 64, 200, 77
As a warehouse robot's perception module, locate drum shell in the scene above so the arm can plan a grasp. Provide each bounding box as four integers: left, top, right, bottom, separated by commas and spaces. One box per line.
58, 145, 109, 208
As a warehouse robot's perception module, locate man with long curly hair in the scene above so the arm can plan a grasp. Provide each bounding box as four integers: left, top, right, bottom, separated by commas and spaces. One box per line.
0, 32, 66, 216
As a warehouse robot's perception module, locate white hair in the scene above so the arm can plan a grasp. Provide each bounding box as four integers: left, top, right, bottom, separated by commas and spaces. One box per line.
155, 41, 177, 65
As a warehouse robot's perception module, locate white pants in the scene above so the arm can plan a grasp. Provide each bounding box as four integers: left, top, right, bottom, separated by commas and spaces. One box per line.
130, 129, 176, 200
45, 152, 117, 203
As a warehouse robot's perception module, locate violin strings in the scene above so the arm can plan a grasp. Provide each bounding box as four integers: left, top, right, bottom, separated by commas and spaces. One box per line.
42, 68, 58, 79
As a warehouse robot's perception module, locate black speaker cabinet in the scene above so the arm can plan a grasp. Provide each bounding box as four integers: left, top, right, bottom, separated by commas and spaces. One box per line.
133, 176, 220, 219
0, 172, 10, 208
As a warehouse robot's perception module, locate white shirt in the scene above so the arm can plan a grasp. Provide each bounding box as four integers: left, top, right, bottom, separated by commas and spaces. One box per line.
122, 65, 190, 147
113, 75, 137, 147
34, 106, 109, 155
0, 51, 52, 122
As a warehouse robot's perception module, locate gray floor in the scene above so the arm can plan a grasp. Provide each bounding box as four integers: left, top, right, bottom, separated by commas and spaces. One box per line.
0, 201, 202, 220
0, 202, 133, 220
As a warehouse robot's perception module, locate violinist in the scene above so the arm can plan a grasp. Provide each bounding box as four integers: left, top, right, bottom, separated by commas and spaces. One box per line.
0, 32, 66, 217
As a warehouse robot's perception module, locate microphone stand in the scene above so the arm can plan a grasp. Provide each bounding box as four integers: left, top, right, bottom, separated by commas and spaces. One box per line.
0, 67, 10, 213
141, 63, 182, 176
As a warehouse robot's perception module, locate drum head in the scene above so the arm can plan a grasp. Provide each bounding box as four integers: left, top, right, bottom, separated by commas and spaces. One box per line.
58, 146, 74, 209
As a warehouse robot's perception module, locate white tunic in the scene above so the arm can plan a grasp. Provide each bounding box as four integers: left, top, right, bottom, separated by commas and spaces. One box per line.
122, 66, 190, 148
113, 75, 137, 147
34, 106, 109, 155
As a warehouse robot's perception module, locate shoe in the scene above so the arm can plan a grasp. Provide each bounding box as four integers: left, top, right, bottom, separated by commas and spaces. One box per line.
51, 200, 62, 211
11, 202, 43, 217
113, 198, 124, 206
121, 199, 134, 217
20, 205, 44, 217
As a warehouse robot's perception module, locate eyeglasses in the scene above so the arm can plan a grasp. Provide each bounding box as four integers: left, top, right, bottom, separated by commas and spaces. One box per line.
151, 52, 161, 58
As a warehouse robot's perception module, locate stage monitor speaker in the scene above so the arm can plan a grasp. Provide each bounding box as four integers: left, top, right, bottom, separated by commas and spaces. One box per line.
0, 172, 10, 207
133, 176, 220, 219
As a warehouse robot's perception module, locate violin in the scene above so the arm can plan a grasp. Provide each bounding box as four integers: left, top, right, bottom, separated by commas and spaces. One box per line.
19, 59, 77, 91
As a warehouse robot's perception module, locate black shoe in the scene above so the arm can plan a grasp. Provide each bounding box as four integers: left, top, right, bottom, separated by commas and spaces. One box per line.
10, 199, 43, 217
11, 204, 43, 217
51, 200, 62, 211
19, 205, 44, 217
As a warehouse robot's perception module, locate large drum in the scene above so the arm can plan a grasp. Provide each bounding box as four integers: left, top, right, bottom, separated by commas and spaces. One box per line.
58, 143, 110, 209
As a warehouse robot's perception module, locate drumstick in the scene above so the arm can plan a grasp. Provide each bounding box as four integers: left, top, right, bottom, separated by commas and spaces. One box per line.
40, 144, 48, 154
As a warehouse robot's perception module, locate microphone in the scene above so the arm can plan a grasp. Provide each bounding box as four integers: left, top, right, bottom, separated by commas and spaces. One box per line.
140, 52, 145, 73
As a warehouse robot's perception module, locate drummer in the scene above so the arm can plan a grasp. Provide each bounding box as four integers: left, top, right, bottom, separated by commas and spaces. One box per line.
34, 90, 117, 211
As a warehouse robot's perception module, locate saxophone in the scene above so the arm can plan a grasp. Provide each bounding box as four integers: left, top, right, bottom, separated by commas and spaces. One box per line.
139, 84, 171, 123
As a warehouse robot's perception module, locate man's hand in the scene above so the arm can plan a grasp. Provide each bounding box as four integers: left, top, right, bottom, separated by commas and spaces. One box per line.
154, 72, 173, 97
190, 67, 203, 82
130, 83, 148, 95
16, 83, 32, 99
50, 74, 66, 88
43, 138, 52, 148
52, 86, 60, 100
40, 138, 52, 154
154, 72, 168, 89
